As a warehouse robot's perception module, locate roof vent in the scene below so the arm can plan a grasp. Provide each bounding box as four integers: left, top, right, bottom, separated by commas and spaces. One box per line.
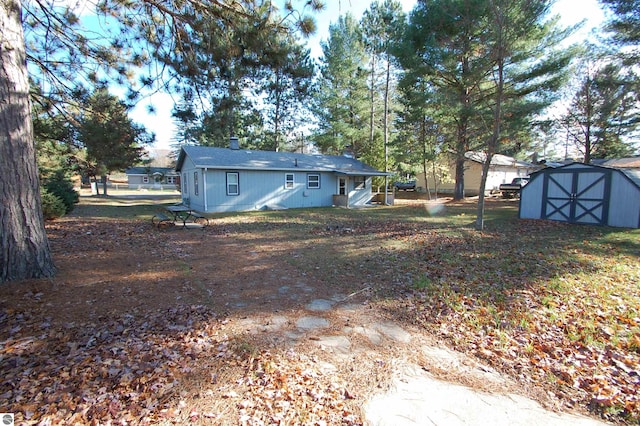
230, 136, 239, 150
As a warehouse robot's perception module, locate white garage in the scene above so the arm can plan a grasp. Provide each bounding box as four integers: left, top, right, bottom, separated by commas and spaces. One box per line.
519, 163, 640, 228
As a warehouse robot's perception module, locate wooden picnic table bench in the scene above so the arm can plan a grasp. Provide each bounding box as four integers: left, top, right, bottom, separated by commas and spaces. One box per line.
152, 204, 209, 228
151, 212, 175, 228
186, 211, 209, 227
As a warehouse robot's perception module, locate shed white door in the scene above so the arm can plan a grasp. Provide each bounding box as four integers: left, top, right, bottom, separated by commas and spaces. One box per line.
543, 169, 610, 225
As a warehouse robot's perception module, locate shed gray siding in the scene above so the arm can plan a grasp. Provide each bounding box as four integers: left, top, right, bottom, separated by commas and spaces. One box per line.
609, 171, 640, 228
519, 163, 640, 228
519, 175, 544, 219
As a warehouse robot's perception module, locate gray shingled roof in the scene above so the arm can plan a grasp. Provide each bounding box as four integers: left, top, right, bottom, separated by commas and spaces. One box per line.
465, 151, 533, 168
175, 146, 389, 176
592, 157, 640, 168
125, 167, 178, 175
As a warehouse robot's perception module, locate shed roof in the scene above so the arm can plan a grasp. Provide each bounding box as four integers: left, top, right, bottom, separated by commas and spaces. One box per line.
529, 162, 640, 191
620, 168, 640, 187
175, 145, 389, 176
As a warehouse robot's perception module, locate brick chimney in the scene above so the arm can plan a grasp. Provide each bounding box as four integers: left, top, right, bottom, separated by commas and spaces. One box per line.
230, 136, 239, 150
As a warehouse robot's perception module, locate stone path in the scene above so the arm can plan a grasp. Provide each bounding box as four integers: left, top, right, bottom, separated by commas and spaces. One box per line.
235, 291, 607, 426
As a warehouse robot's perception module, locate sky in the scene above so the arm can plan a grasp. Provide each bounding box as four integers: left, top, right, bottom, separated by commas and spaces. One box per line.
131, 0, 606, 151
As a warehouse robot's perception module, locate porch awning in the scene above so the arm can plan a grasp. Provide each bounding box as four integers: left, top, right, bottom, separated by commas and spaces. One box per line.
334, 171, 391, 177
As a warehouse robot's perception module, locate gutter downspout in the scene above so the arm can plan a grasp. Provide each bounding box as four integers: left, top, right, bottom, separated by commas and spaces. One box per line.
347, 176, 350, 208
203, 168, 208, 212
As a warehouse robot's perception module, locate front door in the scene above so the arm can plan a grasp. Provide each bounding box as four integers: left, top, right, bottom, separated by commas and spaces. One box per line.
338, 178, 347, 195
542, 169, 610, 225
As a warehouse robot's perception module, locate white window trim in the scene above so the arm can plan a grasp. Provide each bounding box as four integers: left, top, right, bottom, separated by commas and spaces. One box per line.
354, 176, 366, 190
307, 173, 320, 189
227, 172, 239, 196
285, 173, 294, 189
142, 176, 149, 184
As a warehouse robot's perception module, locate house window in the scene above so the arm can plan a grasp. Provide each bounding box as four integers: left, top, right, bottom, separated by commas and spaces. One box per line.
143, 176, 149, 184
285, 173, 294, 189
227, 172, 239, 196
182, 173, 188, 194
194, 172, 199, 195
166, 176, 176, 184
354, 176, 366, 190
307, 174, 320, 189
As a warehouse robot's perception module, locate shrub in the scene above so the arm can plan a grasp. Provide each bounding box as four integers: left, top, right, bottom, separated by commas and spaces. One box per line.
41, 189, 66, 220
44, 171, 79, 213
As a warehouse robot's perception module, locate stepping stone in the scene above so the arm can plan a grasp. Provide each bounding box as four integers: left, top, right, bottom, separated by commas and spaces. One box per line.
336, 303, 361, 312
260, 315, 288, 332
295, 282, 314, 293
350, 325, 383, 345
314, 335, 351, 354
373, 322, 411, 343
306, 299, 334, 311
330, 294, 347, 302
365, 363, 607, 426
296, 316, 329, 330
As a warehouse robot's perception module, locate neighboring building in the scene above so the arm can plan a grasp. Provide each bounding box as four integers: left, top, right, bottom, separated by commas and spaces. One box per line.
520, 162, 640, 228
591, 157, 640, 170
417, 152, 537, 196
175, 142, 389, 213
125, 167, 181, 190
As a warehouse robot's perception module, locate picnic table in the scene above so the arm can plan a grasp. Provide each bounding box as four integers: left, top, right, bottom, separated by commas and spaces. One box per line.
152, 204, 209, 228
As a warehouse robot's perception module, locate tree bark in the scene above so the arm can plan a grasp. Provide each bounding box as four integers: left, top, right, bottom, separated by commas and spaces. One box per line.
454, 156, 465, 200
101, 175, 108, 196
1, 0, 56, 282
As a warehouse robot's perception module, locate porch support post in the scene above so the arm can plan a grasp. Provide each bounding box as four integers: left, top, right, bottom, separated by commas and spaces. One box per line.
203, 168, 208, 212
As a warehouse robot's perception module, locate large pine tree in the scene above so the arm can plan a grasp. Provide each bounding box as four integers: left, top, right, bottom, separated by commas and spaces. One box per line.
1, 0, 320, 283
1, 0, 56, 282
314, 14, 371, 158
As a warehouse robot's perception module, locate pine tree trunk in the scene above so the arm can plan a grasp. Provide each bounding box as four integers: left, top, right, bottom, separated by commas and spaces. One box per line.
454, 156, 465, 200
0, 0, 56, 282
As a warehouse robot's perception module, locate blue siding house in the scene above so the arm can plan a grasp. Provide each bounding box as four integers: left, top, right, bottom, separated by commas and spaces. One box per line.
175, 142, 389, 213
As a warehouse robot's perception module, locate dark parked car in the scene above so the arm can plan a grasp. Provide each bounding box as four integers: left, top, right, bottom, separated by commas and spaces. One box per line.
394, 180, 416, 191
499, 177, 529, 198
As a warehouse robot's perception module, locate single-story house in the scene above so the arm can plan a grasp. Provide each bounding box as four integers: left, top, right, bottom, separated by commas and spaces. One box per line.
125, 167, 181, 190
519, 162, 640, 228
417, 151, 537, 196
175, 143, 390, 212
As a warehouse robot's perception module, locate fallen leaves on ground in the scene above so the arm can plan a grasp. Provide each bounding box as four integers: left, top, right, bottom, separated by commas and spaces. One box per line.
1, 199, 638, 424
0, 304, 221, 424
375, 218, 639, 423
0, 303, 361, 425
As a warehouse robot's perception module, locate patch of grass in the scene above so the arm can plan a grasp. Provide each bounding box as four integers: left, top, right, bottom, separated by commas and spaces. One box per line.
73, 193, 180, 220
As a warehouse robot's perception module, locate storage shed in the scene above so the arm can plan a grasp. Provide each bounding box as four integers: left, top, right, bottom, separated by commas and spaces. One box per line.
519, 163, 640, 228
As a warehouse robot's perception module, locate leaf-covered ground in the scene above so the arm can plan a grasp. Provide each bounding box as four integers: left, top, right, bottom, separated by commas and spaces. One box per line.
0, 193, 638, 424
374, 218, 639, 422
